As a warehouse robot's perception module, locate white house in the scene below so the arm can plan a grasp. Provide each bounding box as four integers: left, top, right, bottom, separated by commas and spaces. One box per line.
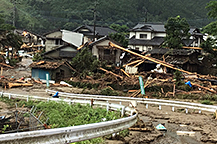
128, 22, 204, 52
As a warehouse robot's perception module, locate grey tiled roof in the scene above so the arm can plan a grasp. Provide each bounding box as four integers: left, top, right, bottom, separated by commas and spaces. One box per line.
73, 25, 117, 36
129, 37, 164, 46
130, 22, 165, 32
149, 48, 197, 56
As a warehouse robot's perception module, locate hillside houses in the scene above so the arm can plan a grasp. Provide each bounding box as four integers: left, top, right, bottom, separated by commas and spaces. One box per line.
128, 22, 204, 52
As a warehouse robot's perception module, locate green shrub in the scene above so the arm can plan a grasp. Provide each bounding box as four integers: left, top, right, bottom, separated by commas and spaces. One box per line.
8, 58, 19, 66
201, 100, 213, 105
100, 88, 119, 96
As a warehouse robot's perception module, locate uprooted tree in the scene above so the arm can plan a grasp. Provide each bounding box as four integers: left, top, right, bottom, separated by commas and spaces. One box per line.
163, 16, 190, 49
71, 47, 100, 78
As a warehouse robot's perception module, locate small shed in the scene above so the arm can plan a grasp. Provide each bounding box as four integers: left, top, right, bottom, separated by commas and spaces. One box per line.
29, 61, 74, 82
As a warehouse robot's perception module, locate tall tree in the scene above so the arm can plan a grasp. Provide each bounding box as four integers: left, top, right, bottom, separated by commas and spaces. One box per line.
201, 1, 217, 58
0, 15, 22, 56
109, 24, 129, 48
163, 16, 190, 49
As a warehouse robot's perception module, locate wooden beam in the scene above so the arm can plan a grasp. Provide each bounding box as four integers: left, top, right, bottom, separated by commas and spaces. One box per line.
182, 46, 202, 50
99, 67, 123, 79
109, 42, 194, 75
120, 69, 130, 77
133, 60, 144, 67
0, 63, 14, 69
184, 80, 217, 93
123, 60, 142, 67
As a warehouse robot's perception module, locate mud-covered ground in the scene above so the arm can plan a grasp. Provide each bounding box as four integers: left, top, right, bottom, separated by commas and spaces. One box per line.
106, 103, 217, 144
1, 58, 217, 143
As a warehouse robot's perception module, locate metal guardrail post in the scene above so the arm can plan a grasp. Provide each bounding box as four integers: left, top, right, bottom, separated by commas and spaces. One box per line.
121, 106, 125, 117
146, 104, 148, 109
172, 106, 175, 112
186, 108, 188, 114
107, 103, 109, 112
159, 105, 161, 110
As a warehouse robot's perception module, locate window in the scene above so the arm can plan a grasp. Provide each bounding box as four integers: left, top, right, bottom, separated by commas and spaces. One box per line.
104, 49, 110, 55
147, 47, 152, 51
135, 47, 140, 51
140, 34, 147, 39
55, 39, 63, 45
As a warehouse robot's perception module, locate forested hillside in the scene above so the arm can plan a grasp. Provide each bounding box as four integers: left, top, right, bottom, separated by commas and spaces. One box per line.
0, 0, 213, 34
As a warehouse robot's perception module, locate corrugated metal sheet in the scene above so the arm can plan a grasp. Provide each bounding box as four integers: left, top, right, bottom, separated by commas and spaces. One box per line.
32, 68, 50, 80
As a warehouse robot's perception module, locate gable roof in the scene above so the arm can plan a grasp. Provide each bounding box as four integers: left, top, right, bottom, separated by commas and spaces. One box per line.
42, 44, 77, 56
149, 48, 199, 56
73, 25, 117, 36
130, 22, 165, 32
43, 29, 61, 37
89, 36, 122, 47
29, 60, 74, 70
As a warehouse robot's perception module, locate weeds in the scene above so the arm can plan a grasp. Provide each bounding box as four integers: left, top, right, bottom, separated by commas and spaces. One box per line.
201, 100, 213, 105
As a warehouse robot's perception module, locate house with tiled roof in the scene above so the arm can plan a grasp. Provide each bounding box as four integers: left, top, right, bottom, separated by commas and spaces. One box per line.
73, 25, 117, 44
128, 22, 204, 52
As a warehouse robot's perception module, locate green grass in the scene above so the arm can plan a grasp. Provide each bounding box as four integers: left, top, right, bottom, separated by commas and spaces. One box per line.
0, 97, 126, 144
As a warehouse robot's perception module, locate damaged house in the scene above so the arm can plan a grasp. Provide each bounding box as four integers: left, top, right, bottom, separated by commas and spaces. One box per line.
43, 30, 66, 52
121, 48, 201, 74
29, 61, 74, 82
148, 48, 201, 72
42, 44, 78, 61
88, 36, 122, 65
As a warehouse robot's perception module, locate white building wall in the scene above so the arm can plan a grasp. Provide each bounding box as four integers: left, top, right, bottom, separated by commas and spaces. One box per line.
152, 32, 166, 38
92, 45, 99, 59
129, 32, 136, 39
135, 32, 151, 40
128, 45, 153, 52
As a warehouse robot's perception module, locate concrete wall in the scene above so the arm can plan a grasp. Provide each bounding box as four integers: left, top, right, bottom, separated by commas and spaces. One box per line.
45, 31, 63, 51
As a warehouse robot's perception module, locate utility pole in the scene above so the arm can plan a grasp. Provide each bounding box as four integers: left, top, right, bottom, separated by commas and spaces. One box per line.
93, 0, 98, 41
143, 6, 148, 22
12, 0, 17, 27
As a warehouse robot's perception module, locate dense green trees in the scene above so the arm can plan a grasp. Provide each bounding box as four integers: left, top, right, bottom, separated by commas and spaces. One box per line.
163, 16, 190, 49
71, 47, 100, 78
109, 24, 129, 47
0, 15, 22, 53
201, 1, 217, 58
0, 0, 212, 34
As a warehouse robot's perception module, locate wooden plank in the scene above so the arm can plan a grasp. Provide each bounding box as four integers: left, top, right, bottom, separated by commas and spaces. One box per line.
0, 63, 14, 69
128, 128, 150, 132
123, 60, 142, 67
133, 60, 144, 67
184, 80, 217, 93
120, 69, 130, 77
109, 42, 194, 75
8, 83, 33, 88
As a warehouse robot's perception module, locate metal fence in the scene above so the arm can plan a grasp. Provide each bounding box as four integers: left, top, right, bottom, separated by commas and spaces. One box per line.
0, 92, 137, 144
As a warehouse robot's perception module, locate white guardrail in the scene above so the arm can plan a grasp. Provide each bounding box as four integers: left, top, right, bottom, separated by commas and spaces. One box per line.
0, 92, 137, 144
46, 89, 217, 113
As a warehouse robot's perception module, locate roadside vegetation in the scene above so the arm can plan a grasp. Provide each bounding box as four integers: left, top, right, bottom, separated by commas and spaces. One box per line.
0, 97, 128, 143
